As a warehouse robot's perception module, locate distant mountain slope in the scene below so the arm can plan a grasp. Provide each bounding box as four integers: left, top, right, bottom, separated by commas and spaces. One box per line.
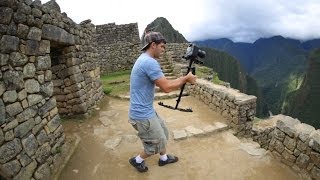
201, 47, 268, 117
142, 17, 187, 43
194, 36, 320, 114
282, 49, 320, 128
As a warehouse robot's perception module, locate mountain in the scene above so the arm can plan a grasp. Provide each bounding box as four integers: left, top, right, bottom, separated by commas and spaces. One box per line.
142, 17, 188, 43
302, 40, 320, 51
194, 36, 320, 114
201, 47, 268, 117
282, 49, 320, 128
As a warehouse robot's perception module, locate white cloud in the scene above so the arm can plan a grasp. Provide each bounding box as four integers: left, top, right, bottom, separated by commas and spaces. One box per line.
42, 0, 320, 42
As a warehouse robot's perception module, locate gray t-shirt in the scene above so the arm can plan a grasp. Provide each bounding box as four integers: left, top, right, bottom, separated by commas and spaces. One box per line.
129, 53, 164, 120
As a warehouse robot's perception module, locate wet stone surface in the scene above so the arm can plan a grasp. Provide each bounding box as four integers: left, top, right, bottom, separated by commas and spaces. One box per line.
59, 96, 308, 180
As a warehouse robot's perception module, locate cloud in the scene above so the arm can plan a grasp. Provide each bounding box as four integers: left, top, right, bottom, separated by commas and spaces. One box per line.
186, 0, 320, 42
43, 0, 320, 43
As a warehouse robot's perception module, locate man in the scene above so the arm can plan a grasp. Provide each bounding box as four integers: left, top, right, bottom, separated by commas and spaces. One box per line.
129, 31, 196, 172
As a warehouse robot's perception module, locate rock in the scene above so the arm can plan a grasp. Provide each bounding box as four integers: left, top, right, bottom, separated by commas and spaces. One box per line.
173, 129, 187, 140
185, 126, 204, 137
123, 135, 138, 143
104, 137, 122, 150
239, 142, 267, 156
98, 117, 112, 127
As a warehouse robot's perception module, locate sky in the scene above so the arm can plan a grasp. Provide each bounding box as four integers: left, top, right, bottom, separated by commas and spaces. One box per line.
42, 0, 320, 43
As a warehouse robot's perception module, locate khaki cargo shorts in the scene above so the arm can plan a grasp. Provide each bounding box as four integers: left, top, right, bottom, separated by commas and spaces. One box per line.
129, 113, 169, 155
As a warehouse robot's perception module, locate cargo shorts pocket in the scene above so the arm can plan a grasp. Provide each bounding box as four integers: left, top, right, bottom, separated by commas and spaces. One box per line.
142, 138, 161, 155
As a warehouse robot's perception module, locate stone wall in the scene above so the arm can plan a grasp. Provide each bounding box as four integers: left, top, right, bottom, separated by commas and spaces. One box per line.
187, 79, 257, 137
95, 23, 140, 74
186, 77, 320, 179
0, 0, 103, 179
252, 114, 320, 179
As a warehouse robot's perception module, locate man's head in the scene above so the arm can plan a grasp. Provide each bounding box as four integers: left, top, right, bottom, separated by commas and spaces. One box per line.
141, 31, 166, 51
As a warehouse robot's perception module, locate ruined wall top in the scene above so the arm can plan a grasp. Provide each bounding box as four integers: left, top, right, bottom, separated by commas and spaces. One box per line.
96, 23, 140, 45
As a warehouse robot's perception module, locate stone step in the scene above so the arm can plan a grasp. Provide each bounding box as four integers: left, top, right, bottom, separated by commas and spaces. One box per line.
161, 64, 172, 69
154, 91, 188, 100
172, 122, 229, 140
160, 61, 170, 66
165, 74, 176, 79
117, 90, 188, 100
162, 68, 173, 73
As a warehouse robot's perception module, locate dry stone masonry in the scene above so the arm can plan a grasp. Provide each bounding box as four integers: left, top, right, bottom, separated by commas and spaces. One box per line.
187, 79, 257, 137
0, 0, 103, 179
253, 114, 320, 179
95, 23, 141, 74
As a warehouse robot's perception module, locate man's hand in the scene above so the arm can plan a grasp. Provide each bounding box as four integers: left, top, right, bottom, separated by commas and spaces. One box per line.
185, 72, 196, 84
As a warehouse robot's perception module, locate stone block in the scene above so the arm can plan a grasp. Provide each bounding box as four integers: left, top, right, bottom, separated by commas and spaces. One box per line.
296, 123, 315, 142
35, 143, 51, 164
3, 70, 24, 90
23, 63, 36, 78
0, 53, 9, 67
13, 160, 37, 180
4, 130, 14, 141
0, 138, 22, 163
0, 7, 13, 25
36, 55, 51, 70
185, 126, 204, 137
16, 106, 38, 123
276, 116, 300, 137
46, 115, 60, 133
6, 102, 23, 117
3, 90, 18, 103
173, 129, 187, 140
311, 166, 320, 180
14, 118, 35, 138
42, 24, 75, 45
9, 52, 28, 67
39, 98, 57, 116
1, 159, 21, 178
27, 27, 42, 41
0, 35, 19, 53
34, 163, 51, 180
25, 79, 40, 93
296, 153, 310, 169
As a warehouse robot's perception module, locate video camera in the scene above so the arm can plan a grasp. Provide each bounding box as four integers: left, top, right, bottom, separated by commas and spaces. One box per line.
158, 43, 206, 112
183, 43, 206, 61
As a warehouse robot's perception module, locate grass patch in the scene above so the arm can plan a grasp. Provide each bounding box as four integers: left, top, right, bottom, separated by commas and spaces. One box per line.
196, 65, 212, 79
100, 70, 131, 96
196, 65, 224, 85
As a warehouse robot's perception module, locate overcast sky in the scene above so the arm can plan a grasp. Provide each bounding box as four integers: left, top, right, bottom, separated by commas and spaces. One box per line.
42, 0, 320, 43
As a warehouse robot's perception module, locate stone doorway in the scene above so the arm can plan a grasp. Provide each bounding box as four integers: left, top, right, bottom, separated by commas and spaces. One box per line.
50, 45, 69, 116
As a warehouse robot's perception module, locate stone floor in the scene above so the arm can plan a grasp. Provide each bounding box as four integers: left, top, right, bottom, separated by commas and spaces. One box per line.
58, 96, 309, 180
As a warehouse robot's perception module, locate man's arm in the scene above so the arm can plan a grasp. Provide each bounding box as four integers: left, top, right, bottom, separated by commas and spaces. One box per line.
154, 72, 196, 93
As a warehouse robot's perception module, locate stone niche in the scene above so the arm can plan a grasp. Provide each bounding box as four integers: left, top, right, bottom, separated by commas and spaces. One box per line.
0, 0, 103, 179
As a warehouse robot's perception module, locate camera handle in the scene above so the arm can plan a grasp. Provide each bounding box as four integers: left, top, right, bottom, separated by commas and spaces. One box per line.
174, 59, 195, 110
158, 57, 196, 112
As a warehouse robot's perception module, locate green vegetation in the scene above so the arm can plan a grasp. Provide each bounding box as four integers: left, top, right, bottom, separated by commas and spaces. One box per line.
282, 49, 320, 128
199, 47, 268, 117
195, 65, 225, 85
100, 70, 131, 96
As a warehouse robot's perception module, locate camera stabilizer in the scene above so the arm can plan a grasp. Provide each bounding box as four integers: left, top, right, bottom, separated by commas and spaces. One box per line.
158, 43, 206, 112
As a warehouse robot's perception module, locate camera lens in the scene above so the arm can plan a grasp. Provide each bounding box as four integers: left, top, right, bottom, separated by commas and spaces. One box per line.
198, 50, 206, 58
